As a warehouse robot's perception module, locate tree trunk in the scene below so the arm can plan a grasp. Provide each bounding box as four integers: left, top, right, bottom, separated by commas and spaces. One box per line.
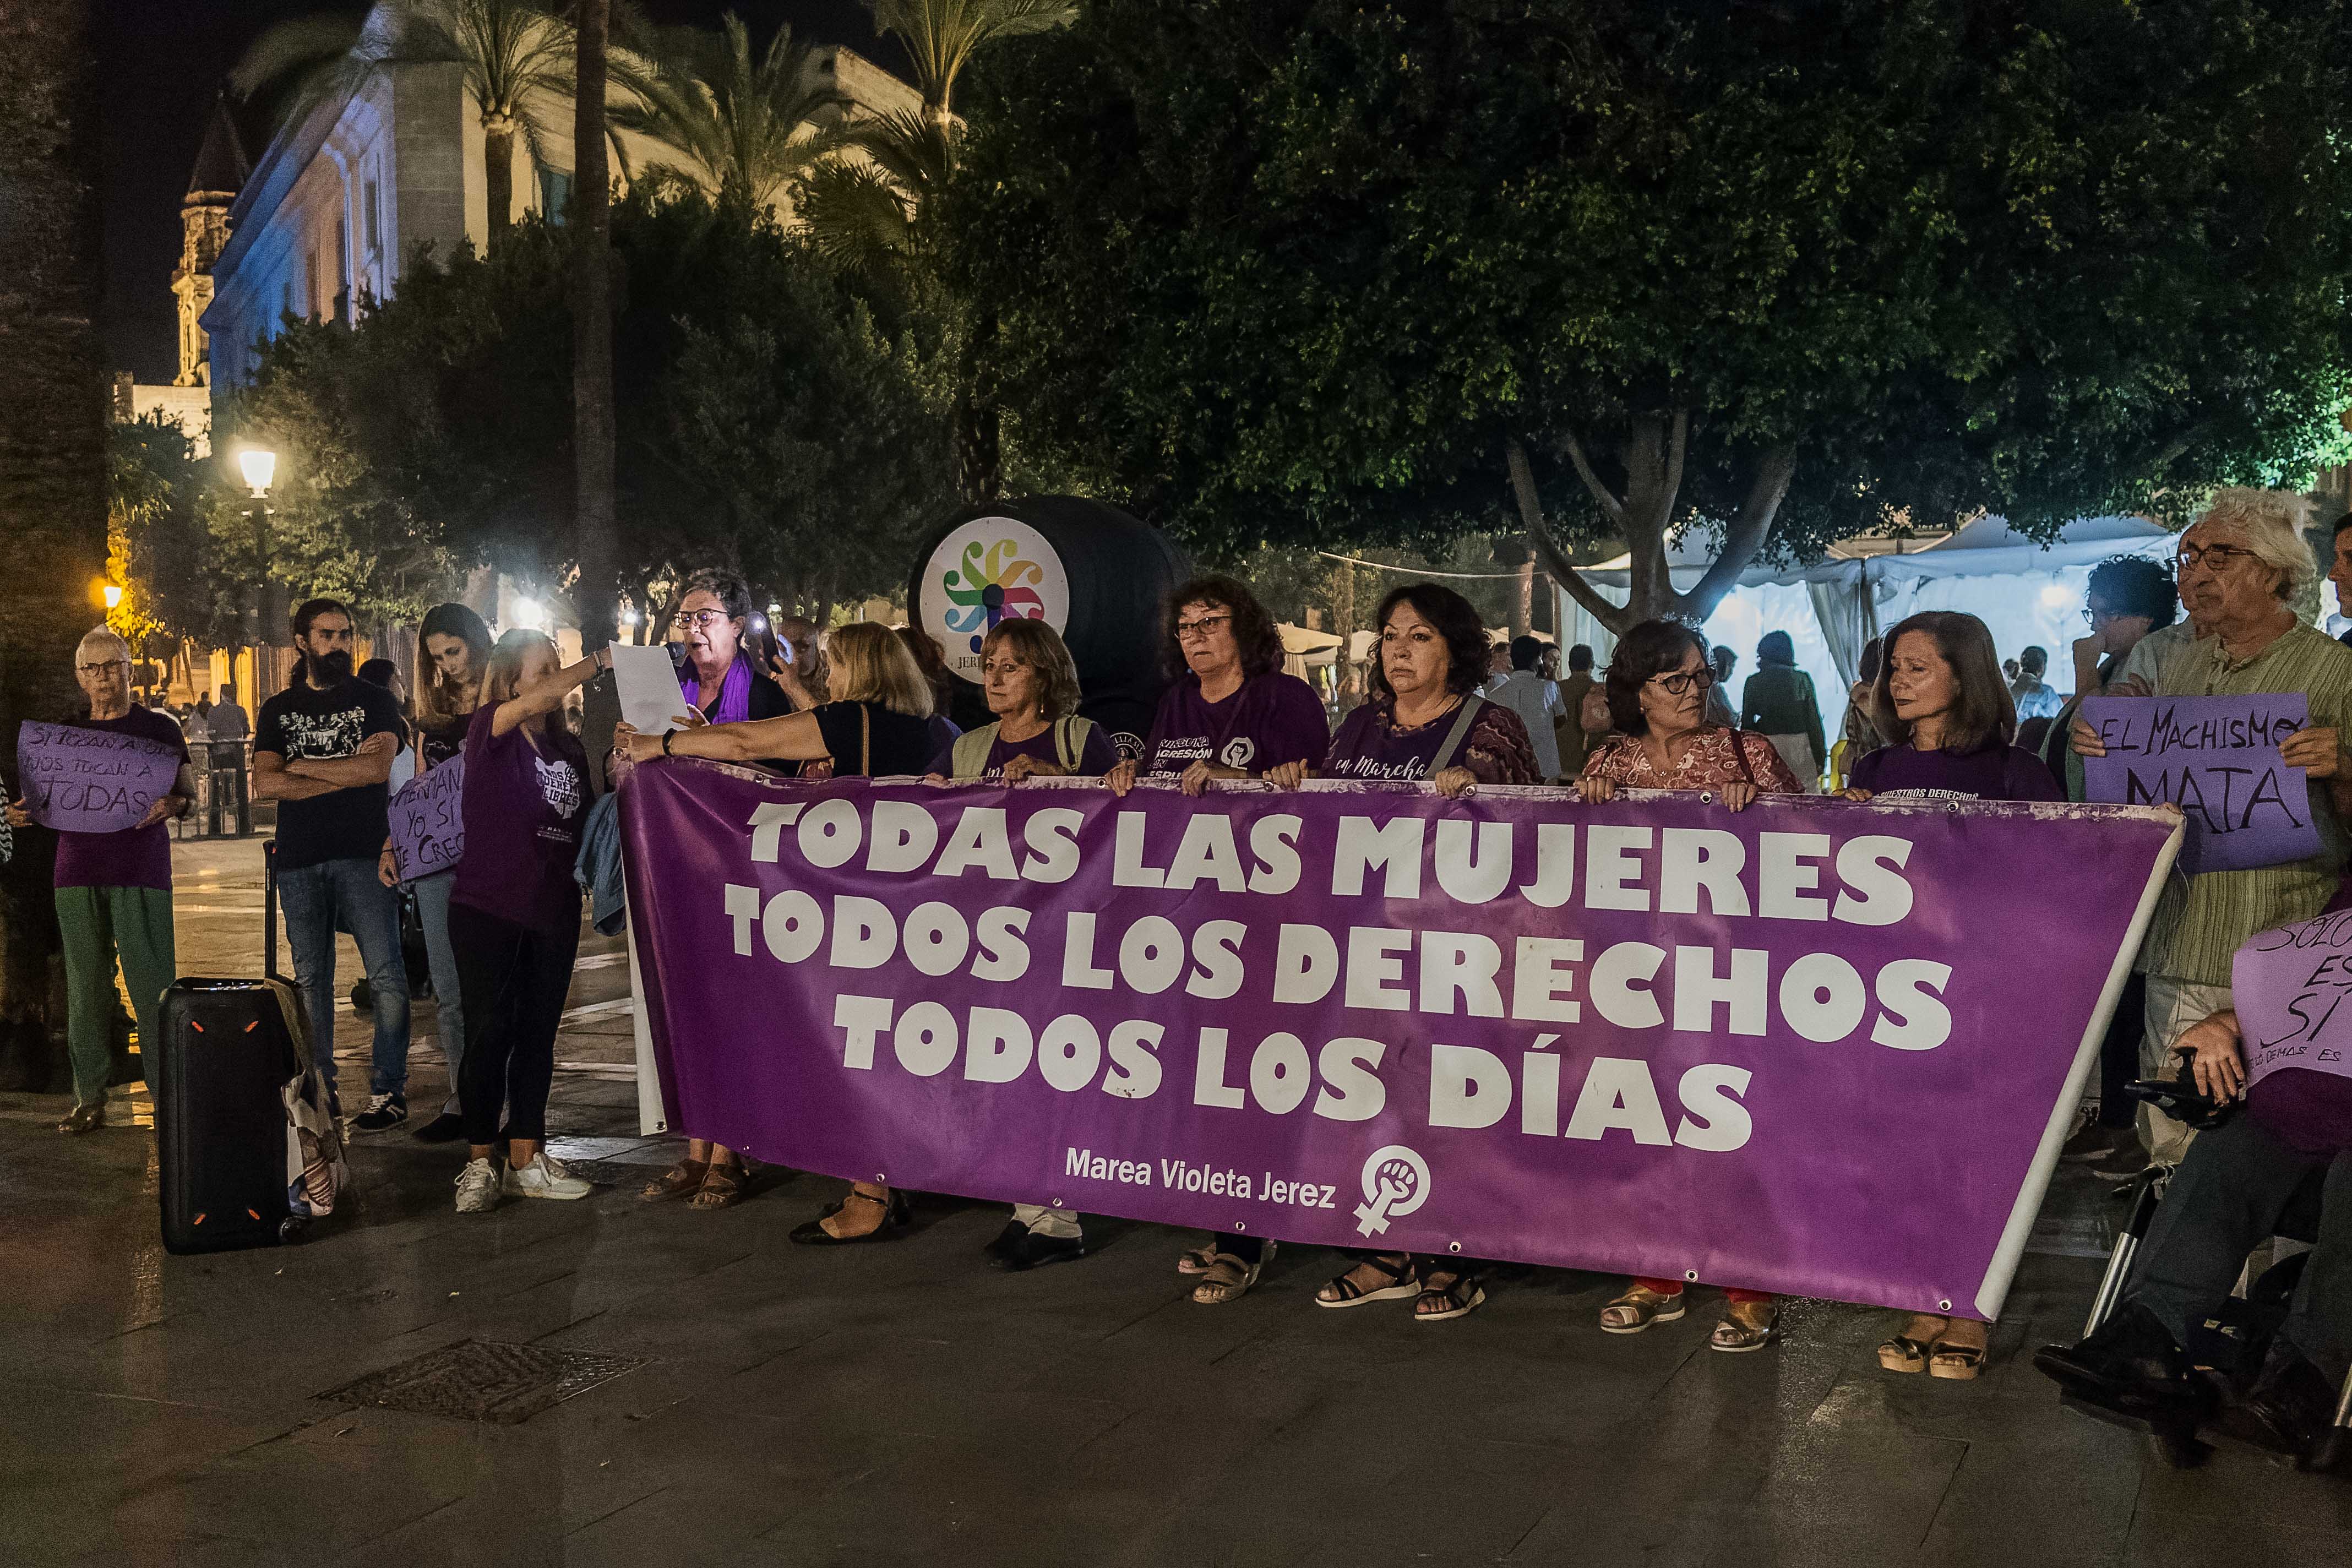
484, 115, 515, 242
571, 0, 620, 782
954, 303, 1003, 504
0, 0, 106, 1085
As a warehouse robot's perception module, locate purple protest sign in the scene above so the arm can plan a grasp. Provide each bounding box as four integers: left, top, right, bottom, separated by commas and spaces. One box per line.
2080, 694, 2318, 873
387, 757, 465, 883
2231, 911, 2352, 1090
14, 720, 183, 833
621, 764, 2180, 1320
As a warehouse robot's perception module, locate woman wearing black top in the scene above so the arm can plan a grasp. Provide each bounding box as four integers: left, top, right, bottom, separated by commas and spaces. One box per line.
615, 622, 938, 1230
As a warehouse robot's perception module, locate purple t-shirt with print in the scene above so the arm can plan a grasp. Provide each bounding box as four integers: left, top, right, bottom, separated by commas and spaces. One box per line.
51, 706, 188, 892
927, 722, 1122, 780
451, 706, 590, 934
1847, 742, 2063, 803
1324, 702, 1457, 782
1144, 672, 1329, 776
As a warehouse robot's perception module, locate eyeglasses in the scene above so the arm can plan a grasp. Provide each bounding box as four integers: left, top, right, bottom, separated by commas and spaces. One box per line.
672, 610, 733, 631
75, 661, 129, 677
2176, 544, 2254, 572
1174, 614, 1232, 641
1648, 667, 1717, 696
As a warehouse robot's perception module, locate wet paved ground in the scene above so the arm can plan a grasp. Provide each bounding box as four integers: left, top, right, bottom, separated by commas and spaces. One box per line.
2, 841, 2347, 1566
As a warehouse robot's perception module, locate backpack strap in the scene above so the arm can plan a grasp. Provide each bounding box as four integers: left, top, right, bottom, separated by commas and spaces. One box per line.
951, 723, 1000, 780
1429, 693, 1487, 775
1055, 715, 1097, 772
1728, 727, 1760, 791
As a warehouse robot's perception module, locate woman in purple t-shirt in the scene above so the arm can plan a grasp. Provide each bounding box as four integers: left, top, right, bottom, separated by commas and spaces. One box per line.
1844, 611, 2058, 1381
1106, 574, 1329, 799
447, 631, 609, 1216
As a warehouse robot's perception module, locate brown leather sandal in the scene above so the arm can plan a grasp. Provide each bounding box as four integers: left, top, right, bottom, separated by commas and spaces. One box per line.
689, 1159, 748, 1210
639, 1158, 708, 1202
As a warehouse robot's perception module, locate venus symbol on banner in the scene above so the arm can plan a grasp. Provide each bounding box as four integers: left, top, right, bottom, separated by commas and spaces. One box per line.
1353, 1145, 1430, 1238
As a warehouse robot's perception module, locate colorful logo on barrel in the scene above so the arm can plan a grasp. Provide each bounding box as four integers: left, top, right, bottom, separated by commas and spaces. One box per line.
918, 517, 1071, 683
942, 538, 1047, 653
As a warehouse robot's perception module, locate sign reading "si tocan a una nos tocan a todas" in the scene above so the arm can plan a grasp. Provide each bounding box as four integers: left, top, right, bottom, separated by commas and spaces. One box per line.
620, 764, 2180, 1321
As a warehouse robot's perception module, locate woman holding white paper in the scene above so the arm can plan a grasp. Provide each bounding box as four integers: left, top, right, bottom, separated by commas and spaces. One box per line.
1578, 619, 1799, 1352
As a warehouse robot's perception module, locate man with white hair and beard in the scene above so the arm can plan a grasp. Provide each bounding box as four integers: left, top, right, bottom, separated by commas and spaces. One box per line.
4, 628, 194, 1133
2077, 489, 2352, 1168
253, 598, 412, 1129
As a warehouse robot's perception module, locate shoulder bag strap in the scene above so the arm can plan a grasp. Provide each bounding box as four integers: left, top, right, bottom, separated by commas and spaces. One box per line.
951, 723, 998, 779
860, 704, 872, 777
1057, 715, 1095, 771
1729, 727, 1760, 791
1429, 693, 1487, 774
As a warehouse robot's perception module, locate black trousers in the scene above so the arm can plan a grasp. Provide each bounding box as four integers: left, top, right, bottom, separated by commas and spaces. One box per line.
449, 901, 579, 1146
2096, 973, 2147, 1129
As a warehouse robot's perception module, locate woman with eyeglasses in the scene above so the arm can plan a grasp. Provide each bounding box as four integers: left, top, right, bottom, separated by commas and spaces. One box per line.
624, 568, 810, 1210
1303, 582, 1539, 1323
1576, 619, 1800, 1352
1104, 574, 1330, 799
1105, 574, 1330, 1300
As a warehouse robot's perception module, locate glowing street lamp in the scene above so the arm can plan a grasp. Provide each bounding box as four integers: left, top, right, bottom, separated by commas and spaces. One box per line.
237, 447, 277, 498
102, 583, 123, 609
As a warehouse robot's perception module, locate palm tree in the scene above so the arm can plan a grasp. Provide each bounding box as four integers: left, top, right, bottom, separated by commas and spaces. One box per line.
608, 14, 846, 215
232, 1, 575, 247
794, 106, 951, 301
864, 0, 1076, 129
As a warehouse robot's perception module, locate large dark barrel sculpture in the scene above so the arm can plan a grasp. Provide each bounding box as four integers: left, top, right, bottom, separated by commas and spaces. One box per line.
908, 498, 1190, 759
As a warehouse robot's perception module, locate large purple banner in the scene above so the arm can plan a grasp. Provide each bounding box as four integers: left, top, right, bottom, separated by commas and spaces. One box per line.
622, 763, 2180, 1319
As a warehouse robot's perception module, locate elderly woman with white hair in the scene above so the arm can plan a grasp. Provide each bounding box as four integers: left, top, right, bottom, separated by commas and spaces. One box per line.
2076, 488, 2352, 1169
4, 628, 196, 1133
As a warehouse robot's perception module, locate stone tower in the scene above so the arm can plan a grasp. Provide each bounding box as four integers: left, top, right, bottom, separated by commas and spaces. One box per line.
173, 94, 247, 387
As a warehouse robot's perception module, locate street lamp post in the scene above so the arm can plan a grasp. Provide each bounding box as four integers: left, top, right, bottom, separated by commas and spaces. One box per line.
237, 448, 278, 702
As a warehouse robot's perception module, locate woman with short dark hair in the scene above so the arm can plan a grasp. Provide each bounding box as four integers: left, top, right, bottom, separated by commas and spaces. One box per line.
1298, 583, 1538, 1322
1578, 618, 1799, 1351
1106, 574, 1327, 798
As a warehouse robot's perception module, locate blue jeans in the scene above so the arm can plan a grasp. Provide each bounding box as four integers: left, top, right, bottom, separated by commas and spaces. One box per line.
411, 869, 466, 1113
278, 857, 410, 1098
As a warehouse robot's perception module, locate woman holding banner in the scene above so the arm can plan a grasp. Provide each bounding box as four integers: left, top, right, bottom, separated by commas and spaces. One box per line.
1105, 574, 1330, 799
1102, 576, 1331, 1299
625, 570, 811, 1208
1843, 610, 2059, 1379
1298, 583, 1540, 1321
378, 602, 492, 1145
1578, 619, 1800, 1352
925, 618, 1118, 1270
617, 623, 938, 1233
449, 631, 608, 1212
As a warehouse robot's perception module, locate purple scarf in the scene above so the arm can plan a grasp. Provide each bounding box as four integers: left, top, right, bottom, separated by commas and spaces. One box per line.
682, 655, 752, 725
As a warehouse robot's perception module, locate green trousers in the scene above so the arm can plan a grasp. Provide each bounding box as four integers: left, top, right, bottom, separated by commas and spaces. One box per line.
54, 885, 176, 1109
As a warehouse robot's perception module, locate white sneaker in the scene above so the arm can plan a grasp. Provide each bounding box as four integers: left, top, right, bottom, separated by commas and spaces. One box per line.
503, 1153, 591, 1201
454, 1157, 499, 1213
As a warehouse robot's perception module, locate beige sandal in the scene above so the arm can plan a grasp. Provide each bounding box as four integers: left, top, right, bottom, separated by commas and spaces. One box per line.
1190, 1251, 1263, 1304
689, 1160, 748, 1210
1880, 1315, 1948, 1374
1600, 1284, 1687, 1335
1175, 1239, 1221, 1276
1708, 1299, 1781, 1353
639, 1158, 708, 1202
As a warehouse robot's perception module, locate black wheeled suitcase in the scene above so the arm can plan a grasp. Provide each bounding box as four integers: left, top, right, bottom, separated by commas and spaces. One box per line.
155, 841, 345, 1254
155, 978, 309, 1253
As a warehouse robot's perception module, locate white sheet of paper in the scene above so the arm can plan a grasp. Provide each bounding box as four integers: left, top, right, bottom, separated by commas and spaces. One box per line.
611, 643, 689, 736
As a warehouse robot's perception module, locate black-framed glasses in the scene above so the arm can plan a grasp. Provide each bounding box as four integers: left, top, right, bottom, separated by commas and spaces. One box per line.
75, 661, 129, 677
1174, 613, 1232, 641
2176, 543, 2253, 572
673, 609, 732, 631
1648, 667, 1717, 696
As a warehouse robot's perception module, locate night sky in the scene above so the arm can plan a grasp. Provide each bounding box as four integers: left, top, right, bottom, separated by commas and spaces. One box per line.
98, 1, 899, 384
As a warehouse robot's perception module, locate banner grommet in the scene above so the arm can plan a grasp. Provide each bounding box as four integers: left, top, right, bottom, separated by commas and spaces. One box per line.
1233, 1221, 1248, 1232
1938, 1298, 1952, 1311
1685, 1270, 1698, 1282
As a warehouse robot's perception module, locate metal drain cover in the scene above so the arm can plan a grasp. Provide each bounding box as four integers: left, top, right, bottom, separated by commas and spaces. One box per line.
320, 1340, 646, 1424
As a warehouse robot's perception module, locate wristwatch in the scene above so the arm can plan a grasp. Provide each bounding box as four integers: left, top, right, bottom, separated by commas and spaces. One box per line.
661, 728, 677, 756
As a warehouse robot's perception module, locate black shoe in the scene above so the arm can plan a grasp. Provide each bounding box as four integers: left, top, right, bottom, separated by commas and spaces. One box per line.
985, 1223, 1087, 1272
2234, 1345, 2337, 1458
2035, 1304, 2212, 1420
788, 1188, 911, 1245
351, 1093, 407, 1133
409, 1109, 466, 1144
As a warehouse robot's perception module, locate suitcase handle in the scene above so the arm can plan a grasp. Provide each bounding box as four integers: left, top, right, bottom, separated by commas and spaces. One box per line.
263, 839, 279, 983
